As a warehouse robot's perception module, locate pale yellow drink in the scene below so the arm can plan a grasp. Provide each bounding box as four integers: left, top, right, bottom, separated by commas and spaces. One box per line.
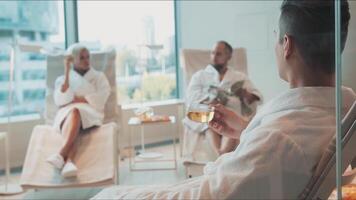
187, 109, 214, 123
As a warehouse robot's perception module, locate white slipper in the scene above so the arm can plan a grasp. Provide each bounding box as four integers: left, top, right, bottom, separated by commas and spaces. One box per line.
61, 161, 78, 178
46, 154, 65, 169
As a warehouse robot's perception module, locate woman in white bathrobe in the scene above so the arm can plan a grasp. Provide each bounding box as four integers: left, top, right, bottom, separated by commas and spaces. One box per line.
92, 1, 355, 199
47, 44, 110, 178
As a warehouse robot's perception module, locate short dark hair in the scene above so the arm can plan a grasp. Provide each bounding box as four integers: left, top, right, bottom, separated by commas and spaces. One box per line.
217, 40, 233, 55
279, 0, 350, 74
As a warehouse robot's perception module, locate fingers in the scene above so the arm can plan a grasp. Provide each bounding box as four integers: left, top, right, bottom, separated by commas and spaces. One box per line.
212, 110, 222, 121
64, 56, 74, 69
210, 104, 247, 138
209, 119, 228, 133
215, 104, 246, 122
208, 120, 239, 139
212, 104, 236, 120
211, 104, 227, 122
65, 55, 74, 62
213, 104, 229, 114
209, 120, 223, 133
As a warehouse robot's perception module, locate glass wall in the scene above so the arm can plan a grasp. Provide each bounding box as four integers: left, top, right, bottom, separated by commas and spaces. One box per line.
77, 1, 177, 105
0, 0, 65, 119
0, 1, 354, 199
339, 0, 356, 199
178, 0, 354, 199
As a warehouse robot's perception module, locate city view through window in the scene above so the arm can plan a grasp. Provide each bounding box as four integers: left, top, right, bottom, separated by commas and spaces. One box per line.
78, 1, 177, 104
0, 0, 177, 119
0, 1, 65, 119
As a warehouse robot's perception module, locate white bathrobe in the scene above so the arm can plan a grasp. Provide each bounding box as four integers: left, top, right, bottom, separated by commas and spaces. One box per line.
92, 86, 356, 200
183, 64, 262, 133
53, 68, 110, 132
182, 65, 262, 163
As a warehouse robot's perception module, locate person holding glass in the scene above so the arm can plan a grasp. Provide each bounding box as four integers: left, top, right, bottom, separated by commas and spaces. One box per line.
46, 44, 110, 178
92, 0, 355, 199
183, 40, 262, 157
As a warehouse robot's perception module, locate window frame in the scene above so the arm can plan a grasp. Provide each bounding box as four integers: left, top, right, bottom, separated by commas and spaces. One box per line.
0, 0, 67, 122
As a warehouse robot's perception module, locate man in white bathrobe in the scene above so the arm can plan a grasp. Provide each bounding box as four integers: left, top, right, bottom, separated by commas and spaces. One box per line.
92, 0, 355, 199
183, 41, 262, 156
47, 44, 110, 178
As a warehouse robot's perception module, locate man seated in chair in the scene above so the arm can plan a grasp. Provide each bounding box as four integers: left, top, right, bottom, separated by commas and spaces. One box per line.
46, 44, 110, 178
183, 41, 262, 156
92, 1, 356, 199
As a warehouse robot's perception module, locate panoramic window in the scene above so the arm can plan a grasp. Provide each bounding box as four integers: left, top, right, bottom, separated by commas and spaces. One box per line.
78, 1, 177, 104
0, 1, 65, 118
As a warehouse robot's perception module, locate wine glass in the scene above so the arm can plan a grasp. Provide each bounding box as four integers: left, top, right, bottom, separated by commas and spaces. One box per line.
186, 103, 214, 123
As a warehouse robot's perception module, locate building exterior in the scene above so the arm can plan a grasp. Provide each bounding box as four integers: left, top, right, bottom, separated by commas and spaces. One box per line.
0, 1, 60, 118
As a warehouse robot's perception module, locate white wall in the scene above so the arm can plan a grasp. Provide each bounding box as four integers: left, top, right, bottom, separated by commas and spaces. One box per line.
0, 117, 43, 169
177, 0, 288, 101
178, 0, 356, 100
342, 1, 356, 91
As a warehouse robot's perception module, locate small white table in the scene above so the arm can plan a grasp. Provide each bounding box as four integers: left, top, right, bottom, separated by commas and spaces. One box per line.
127, 116, 178, 171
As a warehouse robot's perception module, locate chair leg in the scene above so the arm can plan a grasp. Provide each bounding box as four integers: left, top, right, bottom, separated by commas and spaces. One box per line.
115, 155, 119, 185
185, 165, 192, 179
114, 129, 119, 185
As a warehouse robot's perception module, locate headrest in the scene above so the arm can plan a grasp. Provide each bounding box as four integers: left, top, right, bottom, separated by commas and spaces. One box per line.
180, 48, 248, 85
45, 48, 118, 124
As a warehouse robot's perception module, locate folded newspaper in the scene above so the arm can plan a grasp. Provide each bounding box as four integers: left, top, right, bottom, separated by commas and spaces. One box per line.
201, 80, 254, 117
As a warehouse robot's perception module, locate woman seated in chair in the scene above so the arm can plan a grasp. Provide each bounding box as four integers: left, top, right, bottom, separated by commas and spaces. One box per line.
46, 44, 110, 178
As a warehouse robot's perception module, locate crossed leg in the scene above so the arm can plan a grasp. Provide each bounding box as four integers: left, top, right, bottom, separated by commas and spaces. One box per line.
60, 108, 82, 162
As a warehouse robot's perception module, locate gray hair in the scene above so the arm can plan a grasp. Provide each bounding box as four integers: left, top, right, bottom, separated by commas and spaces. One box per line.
279, 0, 350, 74
66, 43, 89, 58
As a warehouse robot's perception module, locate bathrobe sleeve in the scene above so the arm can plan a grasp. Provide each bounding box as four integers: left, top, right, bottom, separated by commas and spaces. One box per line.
243, 75, 263, 104
185, 71, 210, 106
84, 72, 111, 112
53, 76, 74, 107
92, 129, 309, 200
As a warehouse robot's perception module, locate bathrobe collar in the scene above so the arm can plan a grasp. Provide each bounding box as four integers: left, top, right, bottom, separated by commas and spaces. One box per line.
72, 67, 97, 81
262, 87, 354, 115
204, 64, 234, 83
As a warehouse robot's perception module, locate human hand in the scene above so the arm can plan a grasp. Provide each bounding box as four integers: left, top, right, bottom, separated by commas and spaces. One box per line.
208, 104, 248, 139
60, 82, 69, 93
72, 96, 88, 104
64, 55, 74, 75
235, 88, 259, 104
244, 91, 259, 104
58, 96, 87, 108
208, 99, 220, 106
